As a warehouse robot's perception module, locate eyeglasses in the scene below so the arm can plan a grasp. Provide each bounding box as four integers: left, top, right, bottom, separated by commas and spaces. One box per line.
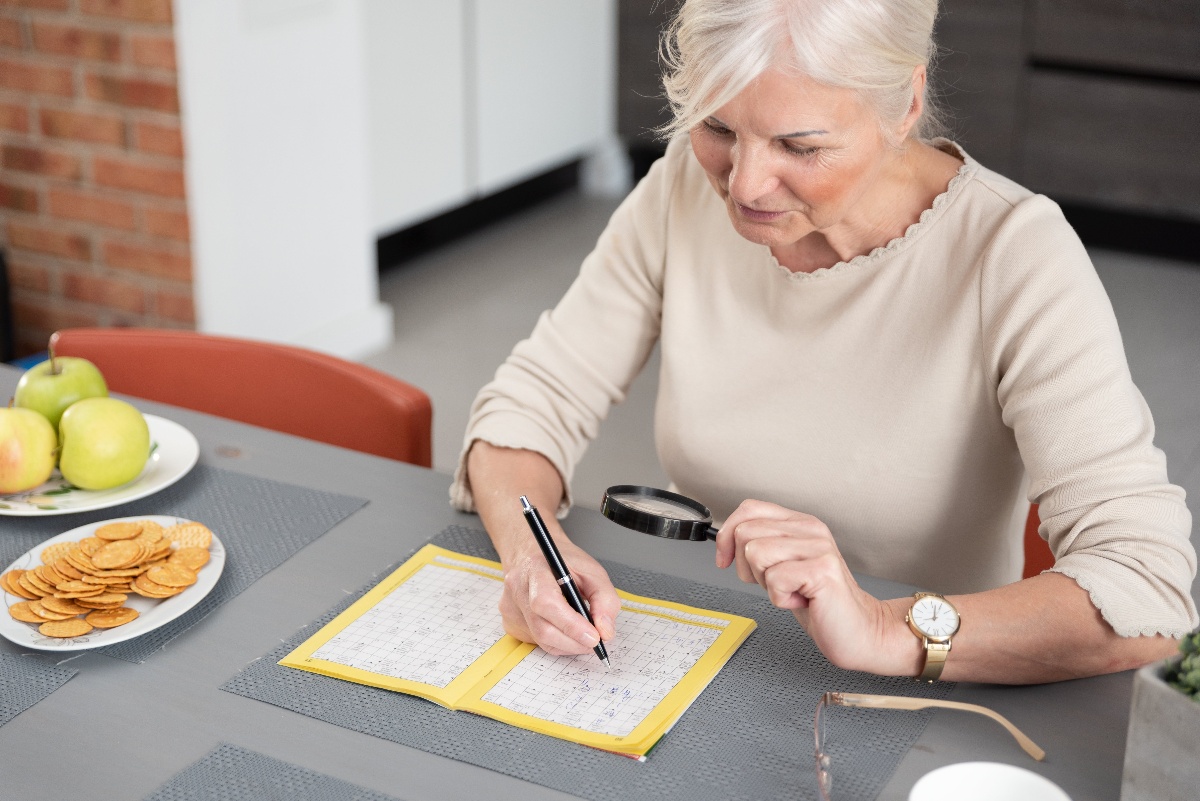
813, 691, 1045, 801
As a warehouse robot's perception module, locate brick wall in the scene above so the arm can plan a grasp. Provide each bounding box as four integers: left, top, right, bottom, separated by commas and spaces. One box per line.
0, 0, 192, 358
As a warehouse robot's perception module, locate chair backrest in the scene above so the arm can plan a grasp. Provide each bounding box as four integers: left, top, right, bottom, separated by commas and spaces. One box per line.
50, 328, 432, 467
1022, 503, 1054, 579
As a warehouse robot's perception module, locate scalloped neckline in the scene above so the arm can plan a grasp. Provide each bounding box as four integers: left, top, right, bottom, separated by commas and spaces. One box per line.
765, 139, 977, 281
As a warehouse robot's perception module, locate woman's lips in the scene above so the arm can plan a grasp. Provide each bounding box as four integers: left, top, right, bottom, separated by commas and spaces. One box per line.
734, 202, 786, 222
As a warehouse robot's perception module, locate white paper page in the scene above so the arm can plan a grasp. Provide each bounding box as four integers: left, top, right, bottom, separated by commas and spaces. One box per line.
311, 555, 506, 688
481, 601, 729, 737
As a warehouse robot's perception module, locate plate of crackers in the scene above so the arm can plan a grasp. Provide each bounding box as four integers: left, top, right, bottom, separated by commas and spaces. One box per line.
0, 515, 225, 650
0, 415, 200, 516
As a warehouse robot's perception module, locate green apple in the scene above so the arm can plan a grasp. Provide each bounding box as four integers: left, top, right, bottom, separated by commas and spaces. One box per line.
0, 406, 58, 494
15, 354, 108, 431
58, 398, 150, 491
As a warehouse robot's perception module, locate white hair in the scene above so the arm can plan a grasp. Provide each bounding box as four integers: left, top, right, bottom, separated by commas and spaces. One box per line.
659, 0, 945, 144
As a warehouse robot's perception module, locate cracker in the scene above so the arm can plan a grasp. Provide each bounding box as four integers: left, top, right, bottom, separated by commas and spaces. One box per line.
53, 559, 83, 580
26, 600, 76, 621
40, 597, 90, 616
84, 607, 139, 628
1, 570, 37, 600
39, 541, 74, 564
94, 522, 142, 541
169, 548, 210, 570
163, 522, 212, 549
9, 602, 45, 623
38, 618, 93, 638
92, 540, 142, 570
146, 564, 197, 588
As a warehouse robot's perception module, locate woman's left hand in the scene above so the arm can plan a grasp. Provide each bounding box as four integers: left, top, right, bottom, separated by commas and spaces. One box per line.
715, 499, 912, 675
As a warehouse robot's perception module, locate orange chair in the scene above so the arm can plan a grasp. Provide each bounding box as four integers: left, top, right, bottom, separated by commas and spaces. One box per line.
1023, 504, 1054, 578
50, 328, 432, 467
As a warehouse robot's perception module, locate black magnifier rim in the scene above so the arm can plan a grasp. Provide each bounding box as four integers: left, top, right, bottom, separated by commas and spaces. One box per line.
601, 485, 716, 541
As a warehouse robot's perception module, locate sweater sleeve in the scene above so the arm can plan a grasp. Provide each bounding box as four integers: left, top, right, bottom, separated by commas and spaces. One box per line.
981, 194, 1198, 637
449, 139, 683, 516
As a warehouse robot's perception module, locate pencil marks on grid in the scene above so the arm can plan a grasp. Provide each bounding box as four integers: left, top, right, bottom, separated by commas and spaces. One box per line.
481, 603, 727, 737
313, 559, 506, 688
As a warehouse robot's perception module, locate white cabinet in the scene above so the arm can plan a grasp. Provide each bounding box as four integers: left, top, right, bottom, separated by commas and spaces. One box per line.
365, 0, 617, 235
364, 1, 470, 235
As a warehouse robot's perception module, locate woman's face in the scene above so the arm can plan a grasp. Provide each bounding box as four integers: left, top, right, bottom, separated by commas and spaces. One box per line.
689, 67, 898, 255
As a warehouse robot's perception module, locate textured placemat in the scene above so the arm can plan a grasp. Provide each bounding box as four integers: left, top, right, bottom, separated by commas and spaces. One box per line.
222, 525, 953, 801
142, 743, 408, 801
0, 652, 78, 728
0, 464, 367, 663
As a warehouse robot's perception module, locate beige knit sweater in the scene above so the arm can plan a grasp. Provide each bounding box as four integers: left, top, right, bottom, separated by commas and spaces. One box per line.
452, 137, 1198, 638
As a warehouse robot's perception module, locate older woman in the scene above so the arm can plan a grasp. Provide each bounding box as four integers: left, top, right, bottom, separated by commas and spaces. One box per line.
452, 0, 1198, 684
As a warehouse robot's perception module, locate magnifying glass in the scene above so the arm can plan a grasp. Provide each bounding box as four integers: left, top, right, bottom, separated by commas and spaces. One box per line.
600, 485, 718, 541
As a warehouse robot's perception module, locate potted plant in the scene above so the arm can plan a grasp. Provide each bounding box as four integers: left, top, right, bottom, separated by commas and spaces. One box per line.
1120, 629, 1200, 801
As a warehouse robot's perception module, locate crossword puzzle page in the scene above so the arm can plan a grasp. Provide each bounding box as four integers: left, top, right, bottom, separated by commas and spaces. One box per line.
279, 544, 756, 756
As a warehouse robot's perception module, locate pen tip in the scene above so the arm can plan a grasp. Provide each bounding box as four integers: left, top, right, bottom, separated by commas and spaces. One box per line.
602, 657, 611, 668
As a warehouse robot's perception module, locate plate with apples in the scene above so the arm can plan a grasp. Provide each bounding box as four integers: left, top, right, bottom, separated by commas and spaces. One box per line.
1, 353, 200, 516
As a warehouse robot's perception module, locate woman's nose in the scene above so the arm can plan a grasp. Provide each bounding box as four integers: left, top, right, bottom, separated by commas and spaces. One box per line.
728, 143, 780, 203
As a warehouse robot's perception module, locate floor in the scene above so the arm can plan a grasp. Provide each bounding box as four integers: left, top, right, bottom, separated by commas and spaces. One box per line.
366, 189, 1200, 603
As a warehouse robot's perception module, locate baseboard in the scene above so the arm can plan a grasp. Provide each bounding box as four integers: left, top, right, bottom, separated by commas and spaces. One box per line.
1057, 203, 1200, 263
377, 160, 581, 272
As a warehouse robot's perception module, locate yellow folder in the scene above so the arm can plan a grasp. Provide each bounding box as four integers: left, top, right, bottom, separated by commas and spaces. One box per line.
280, 544, 756, 757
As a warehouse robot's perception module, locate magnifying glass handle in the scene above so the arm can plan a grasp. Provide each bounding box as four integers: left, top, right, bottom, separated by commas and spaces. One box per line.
704, 525, 719, 541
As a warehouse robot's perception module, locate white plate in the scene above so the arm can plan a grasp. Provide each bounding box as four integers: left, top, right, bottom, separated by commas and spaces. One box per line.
0, 415, 199, 516
0, 515, 225, 651
909, 762, 1071, 801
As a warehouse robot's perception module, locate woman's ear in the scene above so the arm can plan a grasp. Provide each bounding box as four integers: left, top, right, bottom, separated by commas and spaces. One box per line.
897, 65, 927, 141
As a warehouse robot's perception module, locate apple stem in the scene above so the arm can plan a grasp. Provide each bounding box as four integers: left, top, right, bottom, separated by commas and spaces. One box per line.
48, 340, 60, 376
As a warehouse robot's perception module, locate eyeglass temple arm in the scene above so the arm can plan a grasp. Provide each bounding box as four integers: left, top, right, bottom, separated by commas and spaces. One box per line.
830, 693, 1046, 762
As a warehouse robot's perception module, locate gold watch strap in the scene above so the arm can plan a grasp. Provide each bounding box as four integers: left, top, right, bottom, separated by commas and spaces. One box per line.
918, 640, 951, 682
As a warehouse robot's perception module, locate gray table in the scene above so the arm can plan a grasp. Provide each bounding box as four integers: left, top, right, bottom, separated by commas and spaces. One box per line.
0, 364, 1131, 801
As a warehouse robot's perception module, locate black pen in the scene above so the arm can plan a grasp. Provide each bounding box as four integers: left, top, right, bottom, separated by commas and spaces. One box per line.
519, 495, 611, 667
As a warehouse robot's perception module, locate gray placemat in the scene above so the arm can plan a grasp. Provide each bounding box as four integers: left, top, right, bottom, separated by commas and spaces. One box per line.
0, 652, 78, 728
1, 464, 367, 663
222, 525, 953, 801
143, 743, 408, 801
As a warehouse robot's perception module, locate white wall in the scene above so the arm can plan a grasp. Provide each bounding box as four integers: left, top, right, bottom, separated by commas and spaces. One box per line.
175, 0, 393, 359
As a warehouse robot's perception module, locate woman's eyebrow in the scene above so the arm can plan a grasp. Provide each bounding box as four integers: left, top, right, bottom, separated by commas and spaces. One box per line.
779, 129, 828, 138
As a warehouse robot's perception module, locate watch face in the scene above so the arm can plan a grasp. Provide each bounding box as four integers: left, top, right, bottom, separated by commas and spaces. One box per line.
911, 596, 959, 639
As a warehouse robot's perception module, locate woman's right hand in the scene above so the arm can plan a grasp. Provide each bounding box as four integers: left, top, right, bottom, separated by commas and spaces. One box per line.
465, 441, 620, 655
498, 522, 620, 655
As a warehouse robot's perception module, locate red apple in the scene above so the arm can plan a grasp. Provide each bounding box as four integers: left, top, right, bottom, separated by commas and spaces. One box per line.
0, 406, 58, 494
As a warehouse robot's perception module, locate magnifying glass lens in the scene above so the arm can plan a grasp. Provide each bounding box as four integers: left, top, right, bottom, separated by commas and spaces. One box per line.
600, 485, 718, 541
606, 492, 709, 521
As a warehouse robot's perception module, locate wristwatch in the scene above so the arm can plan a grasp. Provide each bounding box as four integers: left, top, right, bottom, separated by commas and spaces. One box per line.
906, 592, 960, 682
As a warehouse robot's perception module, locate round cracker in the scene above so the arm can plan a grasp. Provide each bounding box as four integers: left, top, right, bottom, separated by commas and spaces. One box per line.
79, 537, 105, 555
132, 575, 182, 598
92, 540, 142, 570
41, 596, 90, 615
2, 571, 37, 600
134, 521, 164, 543
163, 522, 212, 549
84, 607, 139, 628
146, 564, 197, 588
9, 601, 45, 623
53, 558, 83, 580
18, 574, 50, 598
169, 548, 210, 570
39, 541, 74, 564
26, 600, 75, 621
95, 522, 142, 541
38, 618, 93, 638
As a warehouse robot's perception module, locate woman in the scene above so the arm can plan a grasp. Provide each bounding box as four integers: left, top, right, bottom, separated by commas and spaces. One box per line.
452, 0, 1197, 684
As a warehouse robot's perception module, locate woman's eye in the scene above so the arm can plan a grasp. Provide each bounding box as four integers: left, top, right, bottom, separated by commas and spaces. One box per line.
784, 143, 819, 158
702, 120, 732, 137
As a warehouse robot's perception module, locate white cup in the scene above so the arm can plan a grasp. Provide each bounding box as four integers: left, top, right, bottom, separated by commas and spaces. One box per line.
908, 762, 1072, 801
